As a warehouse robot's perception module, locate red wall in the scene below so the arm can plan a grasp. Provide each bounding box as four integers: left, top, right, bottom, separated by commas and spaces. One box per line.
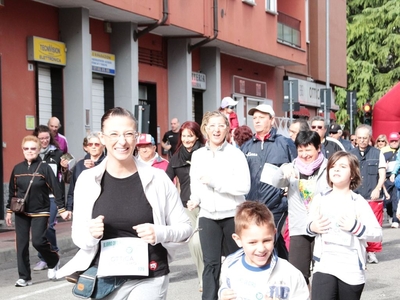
0, 0, 59, 177
90, 18, 111, 53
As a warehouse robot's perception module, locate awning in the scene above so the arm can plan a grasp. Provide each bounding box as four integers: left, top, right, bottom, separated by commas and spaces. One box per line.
293, 106, 310, 117
319, 110, 337, 121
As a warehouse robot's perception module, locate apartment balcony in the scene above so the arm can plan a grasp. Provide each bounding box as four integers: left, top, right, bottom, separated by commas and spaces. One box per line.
277, 12, 301, 48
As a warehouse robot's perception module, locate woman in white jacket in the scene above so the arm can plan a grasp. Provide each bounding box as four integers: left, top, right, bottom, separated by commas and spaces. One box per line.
306, 151, 382, 300
57, 107, 192, 300
187, 111, 251, 300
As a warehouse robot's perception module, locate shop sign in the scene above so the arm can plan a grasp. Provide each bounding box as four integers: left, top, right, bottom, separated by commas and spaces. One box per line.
288, 77, 338, 109
92, 51, 116, 75
233, 76, 266, 98
192, 72, 206, 90
27, 36, 66, 66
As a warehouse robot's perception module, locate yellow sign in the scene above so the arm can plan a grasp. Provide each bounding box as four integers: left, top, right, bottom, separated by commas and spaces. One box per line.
27, 36, 66, 66
91, 51, 116, 75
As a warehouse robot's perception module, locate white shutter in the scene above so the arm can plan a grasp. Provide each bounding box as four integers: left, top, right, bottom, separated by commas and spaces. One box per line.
38, 66, 52, 126
92, 78, 104, 133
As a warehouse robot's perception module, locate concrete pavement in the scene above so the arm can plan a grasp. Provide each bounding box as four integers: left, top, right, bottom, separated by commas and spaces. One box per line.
0, 217, 399, 300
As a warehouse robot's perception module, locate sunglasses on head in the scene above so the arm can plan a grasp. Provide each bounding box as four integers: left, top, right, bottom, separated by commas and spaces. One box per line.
87, 143, 101, 147
311, 125, 323, 130
23, 147, 37, 151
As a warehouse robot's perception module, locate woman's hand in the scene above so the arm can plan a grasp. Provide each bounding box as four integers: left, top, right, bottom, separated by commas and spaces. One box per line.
281, 164, 297, 179
133, 223, 156, 244
187, 200, 199, 211
60, 210, 72, 221
310, 214, 331, 234
338, 213, 356, 232
84, 159, 95, 169
60, 158, 69, 169
89, 215, 104, 239
5, 212, 12, 227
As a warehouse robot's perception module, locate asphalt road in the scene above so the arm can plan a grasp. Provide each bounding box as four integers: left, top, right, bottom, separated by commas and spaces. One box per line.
0, 220, 398, 300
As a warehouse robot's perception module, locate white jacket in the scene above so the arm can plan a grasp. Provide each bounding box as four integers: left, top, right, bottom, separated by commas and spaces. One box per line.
56, 157, 192, 279
190, 141, 251, 220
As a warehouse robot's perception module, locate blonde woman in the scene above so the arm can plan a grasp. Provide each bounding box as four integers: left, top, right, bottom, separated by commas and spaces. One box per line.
375, 134, 388, 149
187, 111, 251, 300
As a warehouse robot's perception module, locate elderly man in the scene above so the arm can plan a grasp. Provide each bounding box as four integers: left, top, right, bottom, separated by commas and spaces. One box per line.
350, 124, 386, 263
136, 133, 169, 171
48, 117, 69, 154
288, 118, 310, 142
241, 104, 296, 259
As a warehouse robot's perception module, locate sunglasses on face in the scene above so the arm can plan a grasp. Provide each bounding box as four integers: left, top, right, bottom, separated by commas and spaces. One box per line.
351, 139, 356, 141
377, 140, 386, 143
87, 143, 101, 147
227, 105, 236, 109
23, 147, 37, 151
311, 125, 324, 130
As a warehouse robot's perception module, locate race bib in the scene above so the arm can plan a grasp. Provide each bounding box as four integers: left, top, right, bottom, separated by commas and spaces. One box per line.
97, 237, 149, 277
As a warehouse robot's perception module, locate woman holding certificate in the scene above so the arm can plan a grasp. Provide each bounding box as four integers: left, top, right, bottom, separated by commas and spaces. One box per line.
57, 107, 192, 299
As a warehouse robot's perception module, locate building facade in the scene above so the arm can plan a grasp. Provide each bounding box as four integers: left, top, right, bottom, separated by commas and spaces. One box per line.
0, 0, 346, 216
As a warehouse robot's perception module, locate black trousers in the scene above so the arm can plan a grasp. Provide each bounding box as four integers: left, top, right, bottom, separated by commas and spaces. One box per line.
312, 272, 364, 300
199, 217, 239, 300
15, 213, 59, 280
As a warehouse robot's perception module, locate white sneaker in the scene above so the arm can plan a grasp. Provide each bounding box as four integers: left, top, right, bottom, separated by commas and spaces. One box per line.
15, 279, 32, 287
33, 260, 48, 271
367, 252, 378, 264
391, 222, 399, 228
47, 261, 60, 280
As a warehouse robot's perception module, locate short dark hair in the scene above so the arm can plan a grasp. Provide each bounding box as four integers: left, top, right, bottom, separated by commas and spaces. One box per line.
235, 201, 275, 235
101, 107, 137, 131
326, 151, 361, 190
295, 130, 321, 150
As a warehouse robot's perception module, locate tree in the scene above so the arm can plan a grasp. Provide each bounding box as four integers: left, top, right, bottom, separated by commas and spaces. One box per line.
335, 0, 400, 127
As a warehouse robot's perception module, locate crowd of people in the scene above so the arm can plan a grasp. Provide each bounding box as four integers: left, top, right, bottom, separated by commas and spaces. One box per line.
5, 100, 399, 300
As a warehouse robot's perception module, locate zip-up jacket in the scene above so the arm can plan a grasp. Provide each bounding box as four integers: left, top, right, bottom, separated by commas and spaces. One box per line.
350, 146, 383, 199
240, 127, 296, 214
7, 158, 66, 216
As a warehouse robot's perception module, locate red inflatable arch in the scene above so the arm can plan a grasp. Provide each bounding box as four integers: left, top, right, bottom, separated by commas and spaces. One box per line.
372, 82, 400, 141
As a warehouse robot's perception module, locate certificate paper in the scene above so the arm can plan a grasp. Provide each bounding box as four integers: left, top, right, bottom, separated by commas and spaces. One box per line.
260, 163, 279, 185
97, 237, 149, 277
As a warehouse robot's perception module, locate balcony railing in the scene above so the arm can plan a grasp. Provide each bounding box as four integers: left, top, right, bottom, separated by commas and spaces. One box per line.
277, 12, 301, 48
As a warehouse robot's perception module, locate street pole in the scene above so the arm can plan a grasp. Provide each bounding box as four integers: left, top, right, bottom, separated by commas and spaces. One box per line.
325, 0, 330, 124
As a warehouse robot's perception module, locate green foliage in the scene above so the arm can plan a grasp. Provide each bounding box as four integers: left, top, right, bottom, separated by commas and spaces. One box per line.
336, 0, 400, 128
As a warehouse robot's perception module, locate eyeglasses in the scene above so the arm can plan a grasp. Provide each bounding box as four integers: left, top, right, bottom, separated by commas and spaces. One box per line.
207, 124, 227, 130
38, 137, 50, 141
311, 125, 324, 130
102, 131, 139, 141
87, 143, 101, 147
23, 147, 37, 151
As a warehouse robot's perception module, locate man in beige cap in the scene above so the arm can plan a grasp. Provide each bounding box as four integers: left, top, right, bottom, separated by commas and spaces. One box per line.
240, 104, 296, 260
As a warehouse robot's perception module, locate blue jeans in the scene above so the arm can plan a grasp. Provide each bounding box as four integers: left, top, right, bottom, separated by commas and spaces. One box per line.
394, 190, 400, 223
38, 197, 59, 261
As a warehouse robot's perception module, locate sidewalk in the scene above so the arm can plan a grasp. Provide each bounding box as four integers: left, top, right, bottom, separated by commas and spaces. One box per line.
0, 218, 75, 266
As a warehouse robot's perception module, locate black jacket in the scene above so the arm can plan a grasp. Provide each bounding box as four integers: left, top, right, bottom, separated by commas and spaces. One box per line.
7, 158, 65, 216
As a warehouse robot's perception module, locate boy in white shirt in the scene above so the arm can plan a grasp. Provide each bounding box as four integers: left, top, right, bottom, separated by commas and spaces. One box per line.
219, 201, 309, 300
